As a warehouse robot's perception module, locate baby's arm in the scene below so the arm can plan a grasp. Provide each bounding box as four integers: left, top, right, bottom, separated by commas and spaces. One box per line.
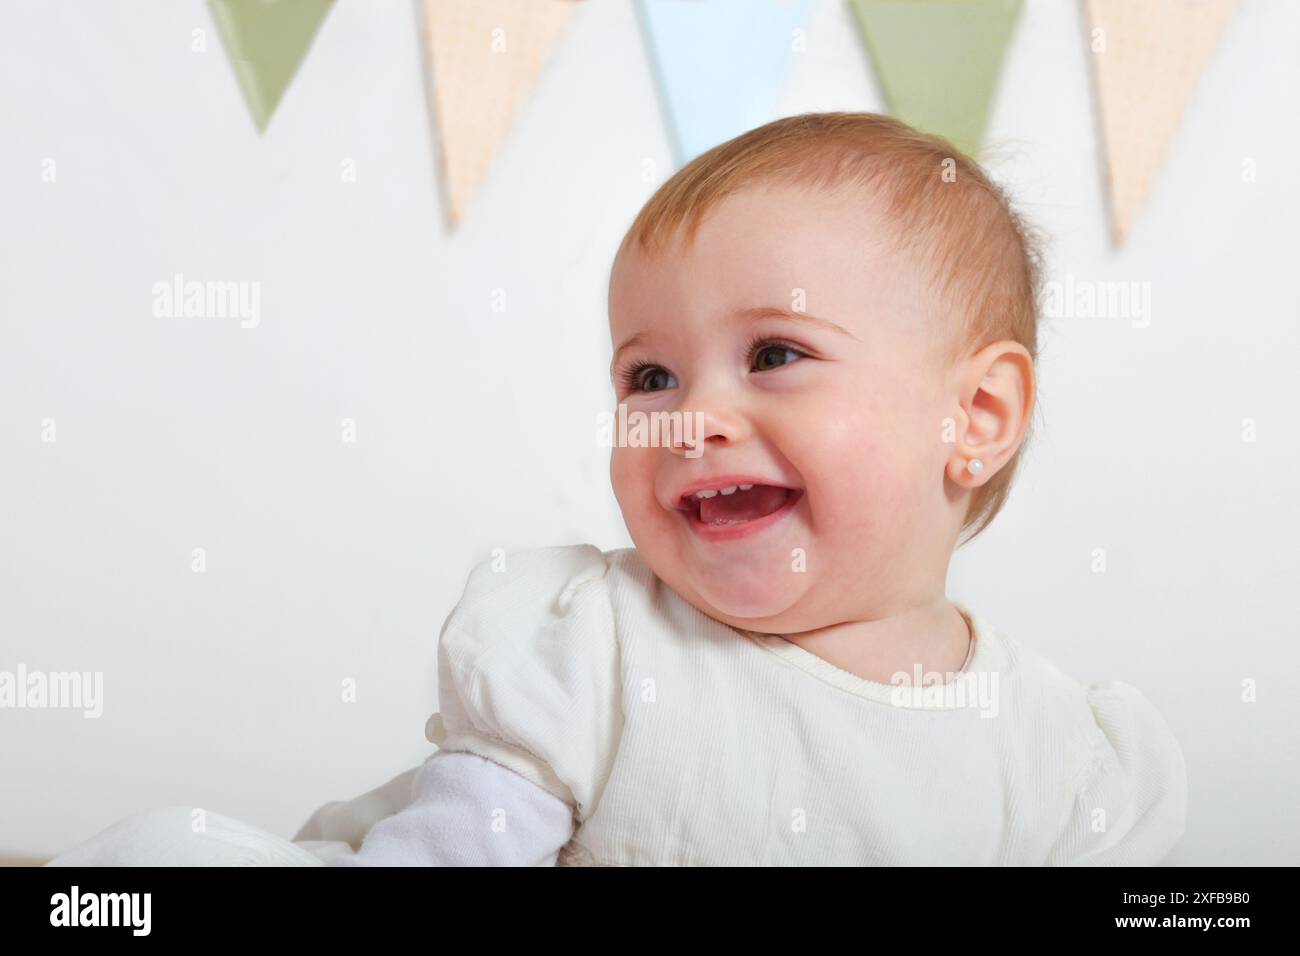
328, 749, 577, 866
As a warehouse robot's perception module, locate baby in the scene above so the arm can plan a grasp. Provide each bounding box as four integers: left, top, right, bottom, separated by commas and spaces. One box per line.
323, 111, 1188, 866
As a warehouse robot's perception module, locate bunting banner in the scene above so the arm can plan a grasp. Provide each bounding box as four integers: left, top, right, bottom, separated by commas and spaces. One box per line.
201, 0, 1235, 244
1085, 0, 1237, 245
422, 0, 579, 229
849, 0, 1022, 159
210, 0, 336, 133
636, 0, 814, 166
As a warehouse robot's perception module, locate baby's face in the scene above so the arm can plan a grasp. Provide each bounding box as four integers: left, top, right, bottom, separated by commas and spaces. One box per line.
608, 182, 962, 634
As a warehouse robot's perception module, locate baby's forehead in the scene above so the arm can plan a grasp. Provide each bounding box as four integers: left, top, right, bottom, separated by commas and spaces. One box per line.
611, 189, 922, 316
618, 181, 913, 276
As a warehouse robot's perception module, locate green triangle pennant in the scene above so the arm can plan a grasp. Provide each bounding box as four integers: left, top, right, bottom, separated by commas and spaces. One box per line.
850, 0, 1022, 157
210, 0, 335, 133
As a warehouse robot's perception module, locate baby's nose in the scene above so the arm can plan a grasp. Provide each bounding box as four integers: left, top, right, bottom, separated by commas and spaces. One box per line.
667, 406, 750, 457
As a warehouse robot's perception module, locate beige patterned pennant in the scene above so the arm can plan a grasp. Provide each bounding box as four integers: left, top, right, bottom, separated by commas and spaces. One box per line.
1086, 0, 1236, 245
423, 0, 579, 229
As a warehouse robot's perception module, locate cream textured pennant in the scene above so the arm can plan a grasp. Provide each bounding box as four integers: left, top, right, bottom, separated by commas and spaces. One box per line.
423, 0, 578, 229
1086, 0, 1236, 245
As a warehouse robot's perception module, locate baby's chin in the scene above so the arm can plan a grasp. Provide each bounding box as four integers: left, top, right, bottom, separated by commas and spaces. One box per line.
664, 557, 810, 625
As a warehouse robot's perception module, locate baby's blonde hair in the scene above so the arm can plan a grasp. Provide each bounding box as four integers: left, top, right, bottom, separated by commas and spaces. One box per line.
615, 111, 1044, 546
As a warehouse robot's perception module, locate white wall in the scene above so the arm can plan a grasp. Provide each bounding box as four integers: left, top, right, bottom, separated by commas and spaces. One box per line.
2, 0, 1296, 864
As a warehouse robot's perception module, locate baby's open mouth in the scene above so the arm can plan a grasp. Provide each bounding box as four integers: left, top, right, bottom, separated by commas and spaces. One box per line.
677, 484, 802, 527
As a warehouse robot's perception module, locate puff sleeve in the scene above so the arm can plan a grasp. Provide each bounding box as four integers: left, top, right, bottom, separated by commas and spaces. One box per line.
326, 750, 577, 866
425, 544, 623, 824
1045, 681, 1188, 866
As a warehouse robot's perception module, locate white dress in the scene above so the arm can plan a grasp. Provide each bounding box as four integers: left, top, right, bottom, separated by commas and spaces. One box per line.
368, 544, 1189, 866
46, 543, 1188, 867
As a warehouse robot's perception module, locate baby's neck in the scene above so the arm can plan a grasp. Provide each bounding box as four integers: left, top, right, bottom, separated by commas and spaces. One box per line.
776, 599, 972, 686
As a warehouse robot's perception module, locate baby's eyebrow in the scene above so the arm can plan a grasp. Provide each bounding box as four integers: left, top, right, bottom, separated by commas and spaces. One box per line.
610, 306, 858, 379
730, 305, 860, 341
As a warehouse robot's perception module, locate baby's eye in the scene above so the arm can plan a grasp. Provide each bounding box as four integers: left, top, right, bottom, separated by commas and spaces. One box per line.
751, 341, 806, 372
625, 364, 677, 393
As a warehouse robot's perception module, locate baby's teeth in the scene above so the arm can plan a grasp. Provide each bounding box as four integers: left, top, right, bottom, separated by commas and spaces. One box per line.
720, 486, 738, 495
696, 489, 718, 498
738, 484, 753, 490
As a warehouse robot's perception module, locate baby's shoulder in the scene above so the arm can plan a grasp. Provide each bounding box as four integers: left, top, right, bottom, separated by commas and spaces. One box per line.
435, 542, 654, 677
990, 627, 1095, 712
442, 543, 628, 638
432, 543, 630, 815
445, 543, 611, 617
980, 623, 1188, 864
979, 620, 1185, 796
988, 626, 1118, 730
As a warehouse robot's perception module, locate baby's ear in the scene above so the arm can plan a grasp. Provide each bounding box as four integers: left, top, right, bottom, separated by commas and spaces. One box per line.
945, 340, 1035, 487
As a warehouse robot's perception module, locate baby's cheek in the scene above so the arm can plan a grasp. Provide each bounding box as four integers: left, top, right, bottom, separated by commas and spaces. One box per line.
610, 447, 662, 530
610, 444, 646, 493
809, 428, 920, 543
790, 409, 886, 491
820, 456, 894, 531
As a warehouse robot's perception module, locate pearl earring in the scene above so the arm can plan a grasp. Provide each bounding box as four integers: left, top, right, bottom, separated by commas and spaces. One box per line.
966, 458, 983, 476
